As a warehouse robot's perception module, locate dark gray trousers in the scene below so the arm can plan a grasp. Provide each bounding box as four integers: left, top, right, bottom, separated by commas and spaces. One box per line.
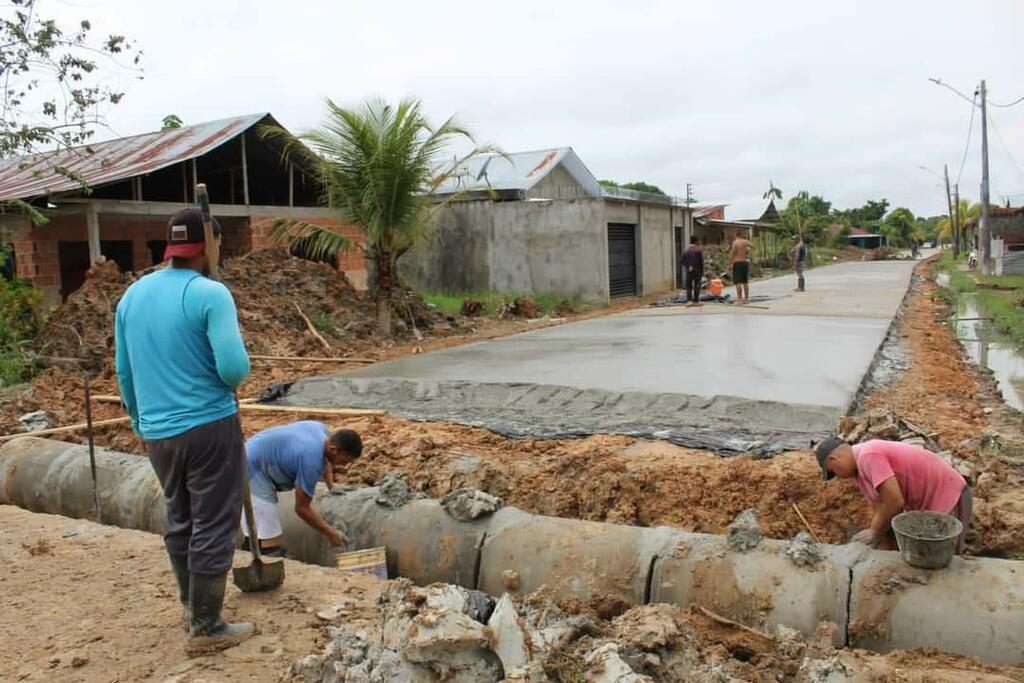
146, 413, 245, 576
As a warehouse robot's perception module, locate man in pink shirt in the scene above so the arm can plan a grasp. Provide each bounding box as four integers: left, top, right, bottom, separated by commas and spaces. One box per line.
815, 436, 971, 553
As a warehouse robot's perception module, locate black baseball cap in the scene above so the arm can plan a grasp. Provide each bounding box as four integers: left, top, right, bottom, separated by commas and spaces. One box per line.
164, 208, 220, 260
814, 435, 846, 481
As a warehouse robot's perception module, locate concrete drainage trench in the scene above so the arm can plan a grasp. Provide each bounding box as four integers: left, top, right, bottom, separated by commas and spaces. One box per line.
2, 436, 1023, 667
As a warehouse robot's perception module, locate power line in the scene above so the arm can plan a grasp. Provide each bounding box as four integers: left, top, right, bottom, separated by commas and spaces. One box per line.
987, 111, 1024, 180
955, 91, 977, 186
988, 94, 1024, 108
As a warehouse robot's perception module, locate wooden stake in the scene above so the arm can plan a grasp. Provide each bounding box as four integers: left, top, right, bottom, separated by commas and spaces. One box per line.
696, 606, 773, 640
791, 503, 822, 543
294, 303, 333, 353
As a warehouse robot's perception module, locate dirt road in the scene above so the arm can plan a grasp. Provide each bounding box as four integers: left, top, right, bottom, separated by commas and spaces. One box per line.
0, 505, 382, 682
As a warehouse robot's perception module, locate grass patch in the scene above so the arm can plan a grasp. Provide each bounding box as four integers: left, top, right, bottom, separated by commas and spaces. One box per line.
936, 252, 1024, 347
422, 291, 586, 317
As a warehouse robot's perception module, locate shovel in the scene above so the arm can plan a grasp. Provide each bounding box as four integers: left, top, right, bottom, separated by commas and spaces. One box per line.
233, 471, 285, 592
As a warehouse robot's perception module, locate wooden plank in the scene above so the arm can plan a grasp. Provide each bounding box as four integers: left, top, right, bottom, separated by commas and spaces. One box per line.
91, 394, 259, 405
241, 133, 250, 205
239, 404, 384, 417
0, 416, 132, 443
249, 355, 375, 364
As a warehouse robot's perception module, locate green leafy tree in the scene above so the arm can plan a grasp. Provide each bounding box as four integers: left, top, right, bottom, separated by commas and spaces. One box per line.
881, 207, 917, 246
0, 0, 142, 223
780, 191, 833, 241
161, 114, 183, 130
263, 98, 498, 336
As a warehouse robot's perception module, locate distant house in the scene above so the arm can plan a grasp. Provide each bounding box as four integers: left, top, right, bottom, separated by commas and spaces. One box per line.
844, 227, 887, 250
965, 206, 1024, 274
0, 114, 365, 303
403, 147, 737, 303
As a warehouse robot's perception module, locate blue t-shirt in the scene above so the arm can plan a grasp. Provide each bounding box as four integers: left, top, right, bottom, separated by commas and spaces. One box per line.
115, 268, 250, 440
246, 421, 330, 502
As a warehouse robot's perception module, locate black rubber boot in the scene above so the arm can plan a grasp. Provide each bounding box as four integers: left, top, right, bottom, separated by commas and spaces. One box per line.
186, 572, 255, 656
168, 553, 190, 630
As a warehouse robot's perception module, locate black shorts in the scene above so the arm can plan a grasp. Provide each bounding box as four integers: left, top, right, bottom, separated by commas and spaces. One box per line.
732, 261, 750, 285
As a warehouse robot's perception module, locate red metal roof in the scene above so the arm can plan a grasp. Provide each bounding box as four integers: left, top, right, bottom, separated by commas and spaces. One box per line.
0, 113, 273, 201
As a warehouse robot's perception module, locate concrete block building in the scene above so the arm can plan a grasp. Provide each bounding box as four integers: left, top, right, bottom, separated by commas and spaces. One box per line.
0, 114, 365, 304
401, 148, 735, 304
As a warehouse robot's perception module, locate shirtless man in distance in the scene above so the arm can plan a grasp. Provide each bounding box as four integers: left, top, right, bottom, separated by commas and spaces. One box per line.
729, 233, 753, 305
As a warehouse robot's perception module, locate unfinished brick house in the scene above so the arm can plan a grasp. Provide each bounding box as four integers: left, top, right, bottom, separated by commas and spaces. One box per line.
0, 113, 366, 304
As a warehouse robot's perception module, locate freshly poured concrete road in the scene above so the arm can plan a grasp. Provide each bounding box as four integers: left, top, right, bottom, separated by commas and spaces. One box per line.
285, 259, 919, 452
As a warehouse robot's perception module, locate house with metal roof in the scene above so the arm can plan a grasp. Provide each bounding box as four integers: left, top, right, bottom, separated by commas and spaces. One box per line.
403, 147, 727, 303
0, 113, 364, 303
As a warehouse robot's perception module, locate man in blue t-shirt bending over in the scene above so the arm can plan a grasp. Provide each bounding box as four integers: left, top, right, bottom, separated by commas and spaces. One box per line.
241, 421, 362, 555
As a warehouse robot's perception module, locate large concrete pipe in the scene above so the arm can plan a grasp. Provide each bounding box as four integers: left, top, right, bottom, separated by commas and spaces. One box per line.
649, 533, 856, 644
5, 437, 1024, 666
279, 487, 489, 588
0, 437, 165, 533
477, 509, 680, 605
849, 553, 1024, 665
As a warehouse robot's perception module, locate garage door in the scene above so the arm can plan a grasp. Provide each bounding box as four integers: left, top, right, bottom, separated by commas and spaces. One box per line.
608, 223, 637, 298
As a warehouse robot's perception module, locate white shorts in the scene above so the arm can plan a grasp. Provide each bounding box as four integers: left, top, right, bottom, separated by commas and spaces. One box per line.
240, 496, 283, 540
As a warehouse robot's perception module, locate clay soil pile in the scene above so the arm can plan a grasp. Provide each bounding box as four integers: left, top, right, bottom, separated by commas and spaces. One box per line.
35, 249, 449, 361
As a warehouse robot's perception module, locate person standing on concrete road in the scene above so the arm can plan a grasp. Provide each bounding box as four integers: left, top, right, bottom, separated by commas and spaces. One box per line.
241, 421, 362, 556
815, 436, 971, 553
790, 234, 807, 292
115, 207, 254, 656
729, 233, 753, 305
681, 235, 704, 306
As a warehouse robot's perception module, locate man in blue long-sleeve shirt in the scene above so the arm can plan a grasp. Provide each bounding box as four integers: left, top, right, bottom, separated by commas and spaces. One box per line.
115, 207, 253, 656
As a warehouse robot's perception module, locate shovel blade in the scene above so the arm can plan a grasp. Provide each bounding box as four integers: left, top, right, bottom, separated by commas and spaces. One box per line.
232, 557, 285, 592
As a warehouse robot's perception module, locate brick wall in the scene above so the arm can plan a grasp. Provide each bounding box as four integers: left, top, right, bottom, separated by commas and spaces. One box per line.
251, 213, 367, 281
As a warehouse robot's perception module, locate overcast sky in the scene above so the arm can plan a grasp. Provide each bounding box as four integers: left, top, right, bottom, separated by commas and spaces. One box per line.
44, 0, 1024, 219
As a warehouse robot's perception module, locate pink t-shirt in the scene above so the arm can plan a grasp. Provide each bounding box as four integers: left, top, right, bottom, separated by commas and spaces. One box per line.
853, 440, 966, 513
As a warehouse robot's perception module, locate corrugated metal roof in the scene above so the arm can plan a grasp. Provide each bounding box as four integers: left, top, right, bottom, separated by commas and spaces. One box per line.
0, 113, 272, 201
434, 147, 603, 197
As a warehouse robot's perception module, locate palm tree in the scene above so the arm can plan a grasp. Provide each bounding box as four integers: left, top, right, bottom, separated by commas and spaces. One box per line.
263, 98, 497, 336
762, 181, 783, 203
936, 200, 981, 249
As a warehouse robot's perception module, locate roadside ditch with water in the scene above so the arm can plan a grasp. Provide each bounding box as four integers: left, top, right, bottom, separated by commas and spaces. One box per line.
937, 271, 1024, 411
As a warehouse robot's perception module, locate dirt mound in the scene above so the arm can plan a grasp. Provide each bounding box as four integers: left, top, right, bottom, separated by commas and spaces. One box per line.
34, 249, 449, 361
35, 258, 130, 360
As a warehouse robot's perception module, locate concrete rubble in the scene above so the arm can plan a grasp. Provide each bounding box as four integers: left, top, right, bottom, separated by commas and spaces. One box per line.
440, 488, 503, 521
726, 508, 763, 552
18, 410, 53, 432
785, 531, 822, 567
835, 411, 941, 452
375, 473, 417, 508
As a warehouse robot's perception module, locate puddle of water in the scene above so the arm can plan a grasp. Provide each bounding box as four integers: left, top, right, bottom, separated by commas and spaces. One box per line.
953, 295, 1024, 411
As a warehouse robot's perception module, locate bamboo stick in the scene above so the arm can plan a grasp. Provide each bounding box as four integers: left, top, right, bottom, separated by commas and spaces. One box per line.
294, 303, 332, 353
791, 503, 822, 543
0, 416, 132, 443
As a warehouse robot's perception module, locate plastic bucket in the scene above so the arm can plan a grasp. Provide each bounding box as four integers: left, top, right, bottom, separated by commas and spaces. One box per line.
891, 511, 961, 569
709, 279, 724, 296
336, 546, 388, 579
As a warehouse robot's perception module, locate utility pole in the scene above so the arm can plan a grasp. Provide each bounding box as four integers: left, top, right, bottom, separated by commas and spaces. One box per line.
954, 184, 962, 256
980, 80, 992, 274
684, 183, 694, 206
944, 164, 957, 257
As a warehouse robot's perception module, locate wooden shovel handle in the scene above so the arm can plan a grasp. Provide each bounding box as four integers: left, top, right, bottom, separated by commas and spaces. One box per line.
195, 183, 221, 281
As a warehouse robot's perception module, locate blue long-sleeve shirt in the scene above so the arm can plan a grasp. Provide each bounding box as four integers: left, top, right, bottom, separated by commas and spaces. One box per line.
115, 267, 250, 440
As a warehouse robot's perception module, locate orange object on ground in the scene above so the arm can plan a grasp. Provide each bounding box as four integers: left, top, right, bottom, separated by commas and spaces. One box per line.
709, 279, 724, 296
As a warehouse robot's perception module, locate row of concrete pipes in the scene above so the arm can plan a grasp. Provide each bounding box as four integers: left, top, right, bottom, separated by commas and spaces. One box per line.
2, 437, 1022, 665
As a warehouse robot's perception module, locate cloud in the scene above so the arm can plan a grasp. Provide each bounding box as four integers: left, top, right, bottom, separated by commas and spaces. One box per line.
39, 0, 1024, 218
